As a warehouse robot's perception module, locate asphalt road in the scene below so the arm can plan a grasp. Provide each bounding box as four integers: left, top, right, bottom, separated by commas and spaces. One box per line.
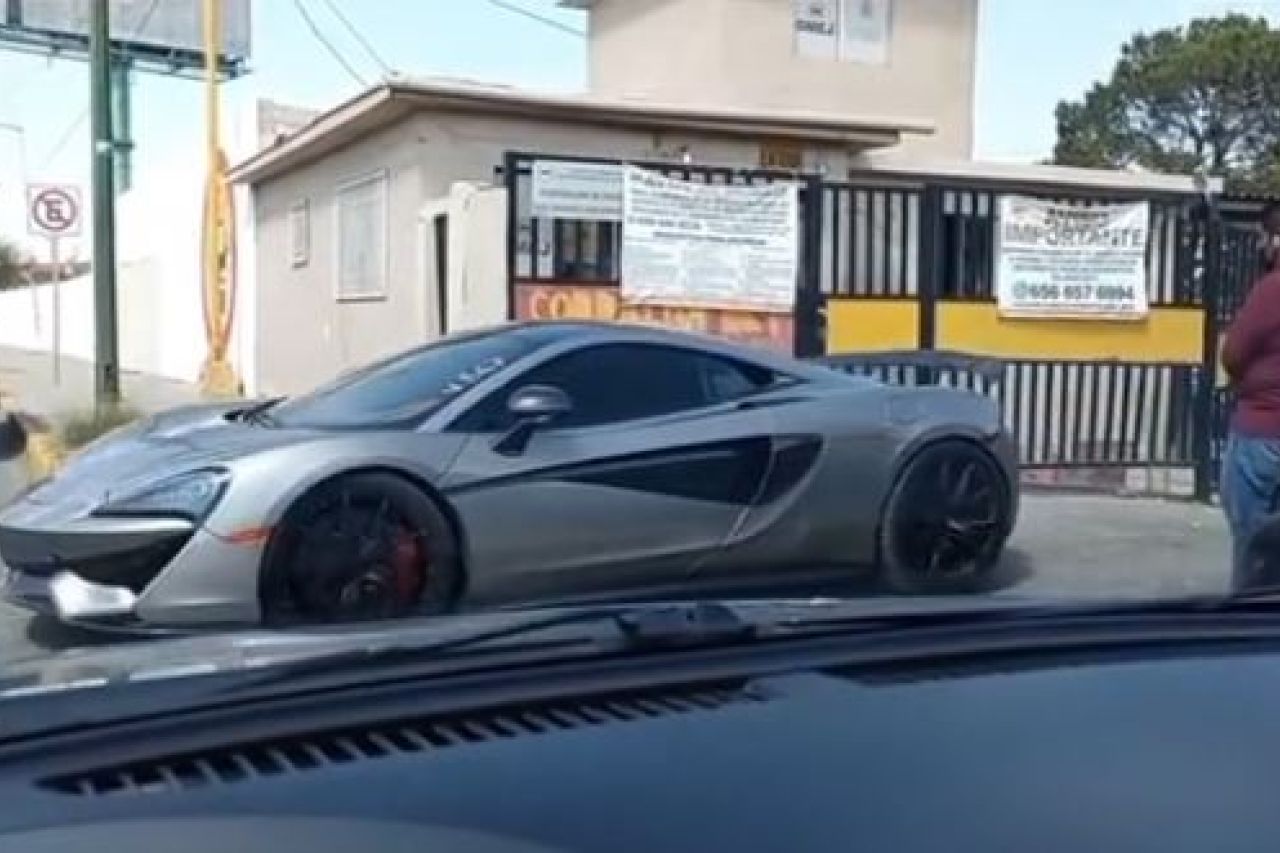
0, 469, 1236, 668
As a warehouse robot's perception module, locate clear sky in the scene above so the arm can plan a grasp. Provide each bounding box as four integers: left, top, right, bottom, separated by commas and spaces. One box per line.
0, 0, 1277, 248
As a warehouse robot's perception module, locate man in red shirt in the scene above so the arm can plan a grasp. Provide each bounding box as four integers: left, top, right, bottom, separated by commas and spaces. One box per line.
1221, 202, 1280, 590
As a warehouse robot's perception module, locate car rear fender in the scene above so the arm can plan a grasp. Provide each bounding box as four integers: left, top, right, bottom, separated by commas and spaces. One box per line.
878, 424, 1019, 542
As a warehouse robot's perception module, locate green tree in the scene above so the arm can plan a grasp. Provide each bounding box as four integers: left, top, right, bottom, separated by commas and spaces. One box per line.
1053, 15, 1280, 194
0, 239, 27, 291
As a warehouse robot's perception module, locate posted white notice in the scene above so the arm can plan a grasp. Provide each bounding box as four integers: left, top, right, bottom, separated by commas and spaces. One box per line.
620, 167, 799, 312
531, 160, 623, 222
996, 196, 1151, 320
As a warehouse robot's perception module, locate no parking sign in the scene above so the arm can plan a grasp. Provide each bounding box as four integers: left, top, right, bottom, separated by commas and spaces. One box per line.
26, 184, 82, 239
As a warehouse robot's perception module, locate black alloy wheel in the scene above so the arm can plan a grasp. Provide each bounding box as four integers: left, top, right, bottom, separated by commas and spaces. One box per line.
261, 472, 461, 625
878, 441, 1011, 595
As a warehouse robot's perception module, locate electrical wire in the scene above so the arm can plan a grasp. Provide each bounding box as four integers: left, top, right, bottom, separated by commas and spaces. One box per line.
317, 0, 393, 76
38, 0, 165, 170
485, 0, 586, 38
40, 109, 86, 170
291, 0, 368, 86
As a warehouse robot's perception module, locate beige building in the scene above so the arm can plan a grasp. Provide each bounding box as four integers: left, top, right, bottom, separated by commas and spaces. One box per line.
564, 0, 980, 157
230, 78, 932, 395
230, 1, 986, 394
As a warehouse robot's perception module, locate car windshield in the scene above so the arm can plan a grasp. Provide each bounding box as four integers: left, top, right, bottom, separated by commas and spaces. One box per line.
0, 0, 1278, 736
267, 326, 567, 429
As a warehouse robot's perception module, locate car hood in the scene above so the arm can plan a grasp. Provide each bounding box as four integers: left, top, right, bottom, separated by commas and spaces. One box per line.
19, 403, 318, 511
0, 596, 1066, 700
0, 607, 593, 703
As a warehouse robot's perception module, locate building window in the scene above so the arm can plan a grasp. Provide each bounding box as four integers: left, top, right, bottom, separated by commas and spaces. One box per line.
289, 200, 310, 268
553, 220, 618, 281
335, 170, 388, 300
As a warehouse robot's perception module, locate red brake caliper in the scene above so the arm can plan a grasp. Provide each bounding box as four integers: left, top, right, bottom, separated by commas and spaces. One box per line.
391, 531, 428, 604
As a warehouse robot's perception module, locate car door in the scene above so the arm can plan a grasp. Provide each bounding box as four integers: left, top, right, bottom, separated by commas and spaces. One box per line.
440, 342, 780, 601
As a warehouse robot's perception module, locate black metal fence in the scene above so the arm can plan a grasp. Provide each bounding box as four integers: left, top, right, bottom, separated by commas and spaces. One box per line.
822, 353, 1198, 470
817, 180, 1201, 304
1206, 223, 1267, 492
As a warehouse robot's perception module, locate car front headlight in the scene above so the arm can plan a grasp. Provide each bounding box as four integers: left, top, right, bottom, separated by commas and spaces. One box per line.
93, 468, 230, 522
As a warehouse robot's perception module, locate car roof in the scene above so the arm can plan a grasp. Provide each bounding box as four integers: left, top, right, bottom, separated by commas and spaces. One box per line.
507, 319, 777, 353
501, 320, 861, 384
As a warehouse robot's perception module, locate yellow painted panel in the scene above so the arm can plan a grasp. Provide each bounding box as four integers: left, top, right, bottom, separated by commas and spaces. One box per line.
936, 302, 1205, 364
827, 298, 920, 354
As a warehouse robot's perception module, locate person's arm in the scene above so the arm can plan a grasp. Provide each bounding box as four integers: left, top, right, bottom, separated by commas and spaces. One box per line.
1223, 277, 1278, 382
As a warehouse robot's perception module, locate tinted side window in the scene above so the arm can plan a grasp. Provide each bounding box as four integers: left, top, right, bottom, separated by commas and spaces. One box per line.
457, 344, 776, 431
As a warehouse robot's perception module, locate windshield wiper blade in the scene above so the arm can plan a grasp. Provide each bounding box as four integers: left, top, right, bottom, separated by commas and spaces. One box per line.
232, 603, 759, 690
240, 397, 283, 426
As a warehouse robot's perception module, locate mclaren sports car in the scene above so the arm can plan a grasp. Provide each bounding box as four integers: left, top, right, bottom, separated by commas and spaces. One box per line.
0, 322, 1019, 630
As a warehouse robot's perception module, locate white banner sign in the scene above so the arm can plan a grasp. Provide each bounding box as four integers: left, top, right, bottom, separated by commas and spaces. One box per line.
996, 196, 1150, 320
531, 160, 623, 222
621, 167, 799, 312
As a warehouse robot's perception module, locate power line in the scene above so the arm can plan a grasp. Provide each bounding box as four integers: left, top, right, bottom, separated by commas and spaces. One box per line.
317, 0, 393, 76
41, 108, 87, 170
485, 0, 586, 38
291, 0, 368, 86
38, 0, 164, 171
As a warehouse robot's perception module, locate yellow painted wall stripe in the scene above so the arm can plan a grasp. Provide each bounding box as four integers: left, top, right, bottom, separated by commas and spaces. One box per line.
826, 298, 919, 354
936, 302, 1205, 364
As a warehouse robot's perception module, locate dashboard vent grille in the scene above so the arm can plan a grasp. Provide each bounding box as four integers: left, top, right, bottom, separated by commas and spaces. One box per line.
44, 682, 767, 798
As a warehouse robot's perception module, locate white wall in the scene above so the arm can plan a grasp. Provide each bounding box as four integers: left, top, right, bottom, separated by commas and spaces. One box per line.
421, 182, 510, 334
587, 0, 977, 157
0, 256, 158, 369
252, 118, 431, 397
0, 100, 270, 395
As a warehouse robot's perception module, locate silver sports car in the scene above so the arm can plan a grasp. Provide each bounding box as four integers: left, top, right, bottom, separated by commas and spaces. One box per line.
0, 322, 1019, 631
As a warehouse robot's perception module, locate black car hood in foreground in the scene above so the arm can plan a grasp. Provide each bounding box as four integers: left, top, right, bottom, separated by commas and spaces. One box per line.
4, 611, 1280, 851
0, 596, 1033, 699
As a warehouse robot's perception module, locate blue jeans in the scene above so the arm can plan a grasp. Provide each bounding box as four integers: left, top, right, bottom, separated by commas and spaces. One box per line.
1221, 431, 1280, 590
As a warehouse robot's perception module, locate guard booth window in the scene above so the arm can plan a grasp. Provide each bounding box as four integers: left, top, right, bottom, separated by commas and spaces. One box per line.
553, 220, 619, 281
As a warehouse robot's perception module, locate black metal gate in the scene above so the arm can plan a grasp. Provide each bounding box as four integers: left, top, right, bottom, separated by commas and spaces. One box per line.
499, 151, 824, 357
1207, 222, 1267, 493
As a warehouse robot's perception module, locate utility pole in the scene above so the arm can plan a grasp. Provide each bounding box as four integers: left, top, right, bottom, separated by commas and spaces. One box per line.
111, 59, 133, 194
89, 0, 120, 408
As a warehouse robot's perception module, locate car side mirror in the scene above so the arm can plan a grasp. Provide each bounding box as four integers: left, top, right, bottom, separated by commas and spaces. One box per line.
493, 385, 573, 455
507, 385, 572, 424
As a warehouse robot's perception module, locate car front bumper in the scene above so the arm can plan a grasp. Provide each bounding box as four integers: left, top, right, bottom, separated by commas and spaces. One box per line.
0, 512, 264, 630
0, 514, 193, 627
3, 569, 139, 626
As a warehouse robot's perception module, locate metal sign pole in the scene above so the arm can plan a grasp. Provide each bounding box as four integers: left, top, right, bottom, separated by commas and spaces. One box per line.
50, 237, 61, 386
28, 186, 81, 388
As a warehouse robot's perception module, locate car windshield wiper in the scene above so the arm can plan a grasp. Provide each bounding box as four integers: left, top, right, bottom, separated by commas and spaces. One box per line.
230, 597, 1126, 694
236, 602, 761, 689
239, 397, 284, 427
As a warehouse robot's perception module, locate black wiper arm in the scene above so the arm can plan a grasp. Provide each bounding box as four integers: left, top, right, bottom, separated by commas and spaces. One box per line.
616, 602, 757, 647
240, 397, 284, 426
234, 603, 759, 690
